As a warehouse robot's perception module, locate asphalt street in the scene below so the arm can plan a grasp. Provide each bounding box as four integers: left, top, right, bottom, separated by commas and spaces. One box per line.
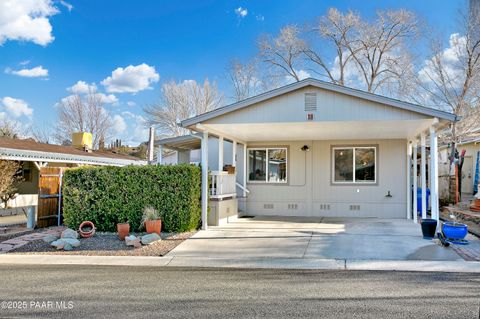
0, 265, 479, 318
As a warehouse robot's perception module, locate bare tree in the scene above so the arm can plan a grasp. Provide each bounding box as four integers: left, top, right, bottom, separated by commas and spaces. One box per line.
55, 91, 112, 148
417, 10, 480, 144
144, 79, 223, 137
305, 8, 360, 85
0, 118, 21, 138
346, 9, 420, 94
227, 59, 262, 101
259, 25, 307, 82
29, 124, 54, 144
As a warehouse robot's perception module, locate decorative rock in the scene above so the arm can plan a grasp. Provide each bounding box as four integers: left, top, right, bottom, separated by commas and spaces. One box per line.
42, 234, 58, 244
125, 235, 141, 247
141, 233, 161, 245
63, 243, 73, 251
61, 228, 79, 239
61, 238, 81, 247
50, 238, 80, 250
51, 239, 66, 250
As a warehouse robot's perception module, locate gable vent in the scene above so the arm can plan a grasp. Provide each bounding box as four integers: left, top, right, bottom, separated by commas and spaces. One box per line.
304, 93, 317, 111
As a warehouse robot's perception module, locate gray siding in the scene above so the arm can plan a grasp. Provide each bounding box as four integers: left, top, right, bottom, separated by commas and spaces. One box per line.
205, 87, 429, 125
243, 139, 407, 218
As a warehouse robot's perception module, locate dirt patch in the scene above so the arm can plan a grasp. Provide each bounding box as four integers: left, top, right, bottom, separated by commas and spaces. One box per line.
8, 231, 196, 256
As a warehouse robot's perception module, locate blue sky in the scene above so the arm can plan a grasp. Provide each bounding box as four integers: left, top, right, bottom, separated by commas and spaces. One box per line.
0, 0, 466, 145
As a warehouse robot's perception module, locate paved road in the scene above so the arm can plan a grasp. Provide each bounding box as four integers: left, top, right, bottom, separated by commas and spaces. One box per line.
0, 265, 479, 318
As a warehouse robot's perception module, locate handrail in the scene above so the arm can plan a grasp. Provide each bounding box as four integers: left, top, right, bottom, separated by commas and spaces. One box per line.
236, 182, 250, 194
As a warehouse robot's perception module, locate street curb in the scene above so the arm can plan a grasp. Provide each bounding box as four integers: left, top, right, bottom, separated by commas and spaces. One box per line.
0, 255, 173, 267
1, 254, 479, 272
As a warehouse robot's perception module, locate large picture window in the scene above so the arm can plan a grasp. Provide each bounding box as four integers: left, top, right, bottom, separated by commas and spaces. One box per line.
248, 148, 287, 183
333, 146, 376, 184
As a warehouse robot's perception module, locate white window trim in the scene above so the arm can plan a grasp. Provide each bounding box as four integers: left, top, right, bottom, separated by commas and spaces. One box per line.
332, 146, 377, 184
247, 147, 288, 184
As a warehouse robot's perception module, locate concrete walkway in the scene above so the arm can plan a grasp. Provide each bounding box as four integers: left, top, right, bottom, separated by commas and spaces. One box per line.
167, 216, 463, 261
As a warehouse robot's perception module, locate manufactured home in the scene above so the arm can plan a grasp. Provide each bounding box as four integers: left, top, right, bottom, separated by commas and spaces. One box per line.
157, 78, 456, 229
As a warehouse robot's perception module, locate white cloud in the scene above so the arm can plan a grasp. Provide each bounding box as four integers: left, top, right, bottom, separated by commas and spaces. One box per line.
284, 69, 311, 84
95, 93, 118, 105
67, 80, 97, 94
0, 0, 59, 46
418, 33, 466, 89
119, 111, 149, 146
112, 114, 127, 133
59, 1, 73, 12
19, 60, 30, 66
256, 14, 265, 21
126, 101, 136, 107
1, 97, 33, 118
235, 7, 248, 18
101, 63, 160, 93
5, 65, 48, 78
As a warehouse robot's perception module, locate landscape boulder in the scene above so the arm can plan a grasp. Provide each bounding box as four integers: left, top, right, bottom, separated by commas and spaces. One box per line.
125, 235, 142, 248
42, 234, 58, 244
50, 238, 80, 250
141, 233, 161, 245
61, 228, 79, 239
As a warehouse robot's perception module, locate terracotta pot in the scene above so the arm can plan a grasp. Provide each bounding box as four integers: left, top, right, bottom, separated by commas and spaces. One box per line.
145, 219, 162, 235
78, 221, 96, 238
117, 223, 130, 240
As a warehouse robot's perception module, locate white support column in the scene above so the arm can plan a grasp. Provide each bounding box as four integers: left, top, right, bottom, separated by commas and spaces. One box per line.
243, 143, 247, 197
232, 141, 237, 167
218, 136, 224, 172
413, 140, 418, 224
430, 127, 439, 223
156, 145, 163, 165
420, 133, 427, 220
406, 141, 412, 219
201, 131, 209, 230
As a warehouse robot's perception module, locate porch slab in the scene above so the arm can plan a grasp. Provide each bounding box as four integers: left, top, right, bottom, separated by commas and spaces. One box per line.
168, 216, 464, 262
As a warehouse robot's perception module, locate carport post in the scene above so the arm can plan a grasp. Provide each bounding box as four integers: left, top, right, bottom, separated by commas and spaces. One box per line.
218, 136, 224, 171
243, 143, 247, 197
430, 127, 439, 223
201, 131, 209, 230
232, 141, 237, 167
406, 141, 412, 219
420, 133, 427, 219
413, 140, 418, 224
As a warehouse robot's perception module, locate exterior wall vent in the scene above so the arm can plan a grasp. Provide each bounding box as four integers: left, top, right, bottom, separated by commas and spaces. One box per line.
288, 204, 298, 210
319, 204, 330, 210
349, 205, 360, 211
263, 204, 274, 209
304, 93, 317, 111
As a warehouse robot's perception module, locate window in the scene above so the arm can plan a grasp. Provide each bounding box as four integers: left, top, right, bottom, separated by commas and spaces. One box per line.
248, 148, 287, 183
333, 146, 376, 184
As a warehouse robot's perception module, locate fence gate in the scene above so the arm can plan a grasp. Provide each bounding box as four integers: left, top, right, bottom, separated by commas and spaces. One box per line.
37, 167, 63, 228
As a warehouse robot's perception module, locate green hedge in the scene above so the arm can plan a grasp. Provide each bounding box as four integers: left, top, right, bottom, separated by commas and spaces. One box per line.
62, 164, 201, 232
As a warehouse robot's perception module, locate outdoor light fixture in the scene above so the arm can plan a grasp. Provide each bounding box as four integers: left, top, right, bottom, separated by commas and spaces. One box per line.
301, 145, 310, 152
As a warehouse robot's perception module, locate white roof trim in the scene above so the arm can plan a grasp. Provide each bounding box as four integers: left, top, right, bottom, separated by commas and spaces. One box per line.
181, 78, 457, 127
0, 147, 146, 166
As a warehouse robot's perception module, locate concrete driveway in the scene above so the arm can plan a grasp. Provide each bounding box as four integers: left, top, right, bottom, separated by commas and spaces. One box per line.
168, 216, 462, 261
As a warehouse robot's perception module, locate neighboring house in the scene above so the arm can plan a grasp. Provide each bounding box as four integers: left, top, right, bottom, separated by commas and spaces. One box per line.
438, 136, 480, 200
0, 134, 146, 210
158, 78, 456, 229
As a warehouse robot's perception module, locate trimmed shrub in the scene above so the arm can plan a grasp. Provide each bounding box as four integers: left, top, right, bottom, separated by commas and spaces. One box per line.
62, 164, 201, 233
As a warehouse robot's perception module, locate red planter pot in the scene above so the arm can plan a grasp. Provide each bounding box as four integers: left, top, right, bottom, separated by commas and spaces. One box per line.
78, 221, 96, 238
117, 223, 130, 240
145, 220, 162, 235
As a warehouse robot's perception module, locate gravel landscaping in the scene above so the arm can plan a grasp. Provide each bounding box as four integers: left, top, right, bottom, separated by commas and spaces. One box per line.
8, 231, 196, 256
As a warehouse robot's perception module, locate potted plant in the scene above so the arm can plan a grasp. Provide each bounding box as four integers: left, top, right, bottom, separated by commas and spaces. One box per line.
141, 206, 161, 235
117, 220, 130, 240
